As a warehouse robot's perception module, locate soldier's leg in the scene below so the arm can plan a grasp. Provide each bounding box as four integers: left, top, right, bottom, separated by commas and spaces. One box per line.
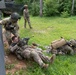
31, 50, 44, 67
22, 49, 48, 68
37, 51, 56, 64
5, 31, 12, 45
31, 50, 49, 68
67, 46, 74, 55
24, 19, 27, 28
37, 51, 50, 62
64, 45, 74, 55
27, 18, 32, 29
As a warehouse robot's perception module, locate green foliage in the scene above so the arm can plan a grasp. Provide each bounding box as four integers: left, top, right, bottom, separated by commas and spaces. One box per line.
73, 0, 76, 15
58, 0, 72, 14
15, 0, 76, 16
31, 1, 39, 16
15, 0, 24, 4
43, 0, 59, 16
61, 11, 70, 18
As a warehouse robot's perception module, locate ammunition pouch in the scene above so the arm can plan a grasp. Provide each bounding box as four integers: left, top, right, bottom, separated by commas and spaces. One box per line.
17, 37, 30, 47
5, 25, 14, 30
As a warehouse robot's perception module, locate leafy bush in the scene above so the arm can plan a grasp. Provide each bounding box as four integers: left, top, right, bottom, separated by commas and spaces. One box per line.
31, 1, 39, 16
61, 11, 70, 18
43, 0, 59, 16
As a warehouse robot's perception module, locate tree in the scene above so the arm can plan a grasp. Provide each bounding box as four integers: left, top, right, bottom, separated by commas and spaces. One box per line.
71, 0, 75, 15
40, 0, 43, 17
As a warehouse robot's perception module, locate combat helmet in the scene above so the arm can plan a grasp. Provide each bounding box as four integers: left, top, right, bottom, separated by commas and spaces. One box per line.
24, 5, 28, 8
10, 12, 21, 20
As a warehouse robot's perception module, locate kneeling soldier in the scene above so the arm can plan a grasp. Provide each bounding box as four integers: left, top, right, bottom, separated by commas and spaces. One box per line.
0, 12, 21, 45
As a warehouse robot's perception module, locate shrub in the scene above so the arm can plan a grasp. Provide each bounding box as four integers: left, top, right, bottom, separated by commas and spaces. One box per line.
43, 0, 59, 16
31, 1, 39, 16
61, 11, 70, 18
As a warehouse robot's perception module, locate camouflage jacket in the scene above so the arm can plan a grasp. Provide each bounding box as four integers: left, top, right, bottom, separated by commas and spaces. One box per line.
9, 42, 24, 59
23, 9, 29, 19
0, 17, 19, 36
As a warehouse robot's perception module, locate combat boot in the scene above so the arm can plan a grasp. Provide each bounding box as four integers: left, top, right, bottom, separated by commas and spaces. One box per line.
50, 54, 56, 64
42, 63, 49, 68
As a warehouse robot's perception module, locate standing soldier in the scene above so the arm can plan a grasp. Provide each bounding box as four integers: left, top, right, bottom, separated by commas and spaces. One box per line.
23, 5, 32, 29
0, 12, 21, 45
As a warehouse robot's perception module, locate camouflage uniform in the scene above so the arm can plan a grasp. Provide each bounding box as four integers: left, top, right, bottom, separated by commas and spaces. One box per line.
0, 13, 20, 45
47, 38, 74, 55
9, 42, 55, 68
57, 45, 74, 55
67, 39, 76, 53
23, 5, 32, 29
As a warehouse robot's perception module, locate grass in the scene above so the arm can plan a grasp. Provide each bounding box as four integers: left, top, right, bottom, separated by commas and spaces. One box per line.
7, 16, 76, 75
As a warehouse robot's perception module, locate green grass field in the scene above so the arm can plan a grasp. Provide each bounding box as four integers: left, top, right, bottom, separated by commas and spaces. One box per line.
7, 16, 76, 75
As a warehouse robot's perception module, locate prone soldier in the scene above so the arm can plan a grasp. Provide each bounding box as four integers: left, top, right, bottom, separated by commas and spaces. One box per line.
46, 38, 74, 55
0, 12, 21, 45
9, 36, 56, 68
23, 5, 32, 29
67, 39, 76, 53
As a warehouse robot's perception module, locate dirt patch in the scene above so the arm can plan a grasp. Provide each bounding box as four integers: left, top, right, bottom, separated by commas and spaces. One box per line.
6, 54, 27, 75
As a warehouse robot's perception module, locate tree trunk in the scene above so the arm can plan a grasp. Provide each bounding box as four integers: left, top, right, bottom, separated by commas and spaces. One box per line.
71, 0, 75, 15
40, 0, 43, 17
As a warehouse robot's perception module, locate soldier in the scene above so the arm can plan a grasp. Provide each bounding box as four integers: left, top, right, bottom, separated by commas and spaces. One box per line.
23, 5, 32, 29
67, 39, 76, 53
9, 36, 56, 68
0, 12, 21, 45
46, 38, 74, 55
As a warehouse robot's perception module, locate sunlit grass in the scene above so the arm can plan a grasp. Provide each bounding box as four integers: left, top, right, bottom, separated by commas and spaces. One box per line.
10, 16, 76, 75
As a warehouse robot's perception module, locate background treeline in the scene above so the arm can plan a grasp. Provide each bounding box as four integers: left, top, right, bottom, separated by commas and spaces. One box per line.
15, 0, 76, 17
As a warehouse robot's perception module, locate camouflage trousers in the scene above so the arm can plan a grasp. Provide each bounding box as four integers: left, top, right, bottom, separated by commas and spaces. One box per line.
60, 45, 74, 55
3, 30, 18, 45
22, 48, 50, 67
51, 45, 74, 55
3, 30, 12, 45
24, 18, 32, 29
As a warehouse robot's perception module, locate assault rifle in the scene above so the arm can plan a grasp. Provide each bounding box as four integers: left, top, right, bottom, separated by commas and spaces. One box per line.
17, 36, 34, 47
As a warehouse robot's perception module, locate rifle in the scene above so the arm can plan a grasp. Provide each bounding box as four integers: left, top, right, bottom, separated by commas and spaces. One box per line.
4, 22, 15, 31
17, 36, 34, 47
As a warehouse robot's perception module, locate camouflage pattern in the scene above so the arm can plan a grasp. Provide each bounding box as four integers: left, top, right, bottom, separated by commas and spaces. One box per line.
9, 42, 55, 68
50, 45, 74, 55
57, 45, 74, 55
47, 38, 75, 55
0, 17, 19, 45
23, 7, 32, 29
67, 39, 76, 53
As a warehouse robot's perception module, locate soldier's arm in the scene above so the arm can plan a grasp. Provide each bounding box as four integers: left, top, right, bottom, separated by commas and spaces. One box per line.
9, 45, 18, 52
23, 10, 26, 19
12, 23, 19, 36
0, 18, 7, 25
15, 24, 19, 30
